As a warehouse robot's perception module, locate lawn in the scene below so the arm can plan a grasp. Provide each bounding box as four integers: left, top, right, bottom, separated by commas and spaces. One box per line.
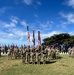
0, 54, 74, 75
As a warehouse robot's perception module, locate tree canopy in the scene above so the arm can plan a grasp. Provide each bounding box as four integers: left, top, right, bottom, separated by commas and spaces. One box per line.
43, 33, 74, 46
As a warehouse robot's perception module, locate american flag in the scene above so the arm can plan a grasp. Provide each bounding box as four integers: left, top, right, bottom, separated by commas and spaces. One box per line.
27, 26, 30, 44
38, 31, 41, 45
32, 29, 35, 45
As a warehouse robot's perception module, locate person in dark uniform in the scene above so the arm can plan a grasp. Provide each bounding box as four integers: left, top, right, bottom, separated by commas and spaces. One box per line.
5, 45, 8, 54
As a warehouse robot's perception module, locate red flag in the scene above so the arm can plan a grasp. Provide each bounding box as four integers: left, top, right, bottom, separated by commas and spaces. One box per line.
27, 26, 30, 45
38, 31, 41, 45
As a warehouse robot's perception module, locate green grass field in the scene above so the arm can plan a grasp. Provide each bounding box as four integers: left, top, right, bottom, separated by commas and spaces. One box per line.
0, 54, 74, 75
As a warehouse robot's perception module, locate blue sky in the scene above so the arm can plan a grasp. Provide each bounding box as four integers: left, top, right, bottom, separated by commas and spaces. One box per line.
0, 0, 74, 46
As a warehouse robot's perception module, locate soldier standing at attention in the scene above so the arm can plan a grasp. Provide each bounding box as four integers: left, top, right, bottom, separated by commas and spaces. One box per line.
42, 46, 47, 64
26, 45, 31, 64
31, 46, 36, 64
37, 45, 41, 64
2, 45, 5, 54
51, 46, 56, 59
10, 44, 14, 59
22, 47, 27, 64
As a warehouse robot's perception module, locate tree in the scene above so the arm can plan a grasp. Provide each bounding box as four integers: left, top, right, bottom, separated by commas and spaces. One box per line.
43, 33, 74, 46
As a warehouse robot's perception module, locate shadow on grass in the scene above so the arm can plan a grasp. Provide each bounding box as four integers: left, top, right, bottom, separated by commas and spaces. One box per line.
29, 60, 56, 65
56, 56, 63, 59
22, 56, 63, 65
46, 60, 56, 64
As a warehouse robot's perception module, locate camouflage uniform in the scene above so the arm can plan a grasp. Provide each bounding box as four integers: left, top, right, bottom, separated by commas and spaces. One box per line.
68, 47, 72, 57
51, 48, 56, 59
42, 48, 47, 64
31, 47, 36, 64
8, 48, 12, 59
10, 45, 14, 59
36, 45, 41, 64
14, 47, 18, 59
48, 48, 51, 60
55, 48, 60, 59
46, 47, 48, 60
70, 47, 74, 57
22, 47, 27, 63
26, 46, 31, 64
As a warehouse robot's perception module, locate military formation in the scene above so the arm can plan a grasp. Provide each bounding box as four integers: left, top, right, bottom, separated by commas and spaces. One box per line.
7, 45, 60, 64
1, 44, 74, 64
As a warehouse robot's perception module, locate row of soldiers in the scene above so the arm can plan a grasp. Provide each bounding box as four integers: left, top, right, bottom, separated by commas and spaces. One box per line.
22, 45, 60, 64
68, 47, 74, 57
7, 45, 60, 64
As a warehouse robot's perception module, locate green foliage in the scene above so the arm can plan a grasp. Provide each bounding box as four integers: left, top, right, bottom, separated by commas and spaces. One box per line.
43, 33, 74, 45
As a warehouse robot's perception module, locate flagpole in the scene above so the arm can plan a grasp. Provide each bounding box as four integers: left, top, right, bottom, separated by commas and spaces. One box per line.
27, 25, 30, 46
32, 29, 35, 48
38, 30, 41, 45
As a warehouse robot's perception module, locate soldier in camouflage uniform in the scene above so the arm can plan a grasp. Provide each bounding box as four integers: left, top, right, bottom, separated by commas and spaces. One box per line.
68, 47, 72, 57
14, 46, 18, 59
70, 47, 74, 57
8, 48, 12, 59
36, 45, 41, 64
26, 46, 31, 64
48, 47, 52, 60
42, 46, 47, 64
51, 47, 56, 59
31, 46, 36, 64
22, 47, 27, 64
45, 46, 48, 60
55, 48, 60, 59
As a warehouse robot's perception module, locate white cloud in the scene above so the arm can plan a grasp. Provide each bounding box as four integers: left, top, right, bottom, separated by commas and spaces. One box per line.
8, 33, 14, 37
23, 0, 33, 5
4, 22, 16, 28
20, 37, 24, 41
0, 16, 18, 28
15, 30, 27, 36
0, 7, 7, 14
57, 21, 67, 29
40, 21, 54, 30
0, 7, 12, 14
69, 31, 74, 35
60, 12, 74, 24
65, 0, 74, 8
37, 1, 42, 5
21, 20, 28, 27
22, 0, 42, 6
41, 31, 62, 39
0, 31, 15, 38
0, 37, 27, 45
10, 16, 19, 23
9, 28, 27, 37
